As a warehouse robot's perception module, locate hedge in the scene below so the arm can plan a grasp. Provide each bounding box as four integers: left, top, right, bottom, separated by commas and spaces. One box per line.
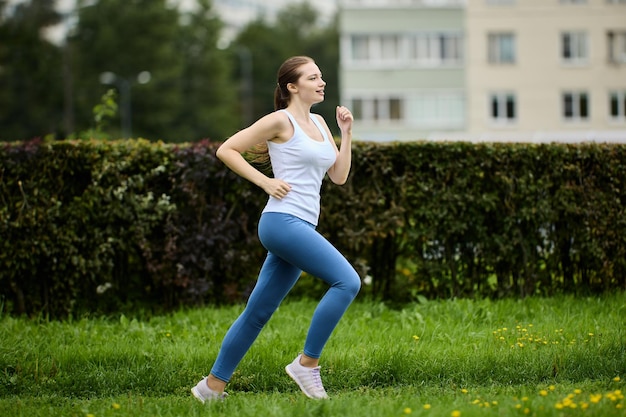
1, 138, 624, 317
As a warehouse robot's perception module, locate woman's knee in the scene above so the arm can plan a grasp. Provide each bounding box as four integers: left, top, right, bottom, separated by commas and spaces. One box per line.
342, 269, 361, 299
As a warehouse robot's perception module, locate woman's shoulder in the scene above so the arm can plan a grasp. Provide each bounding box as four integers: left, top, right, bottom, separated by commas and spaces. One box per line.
257, 110, 294, 143
253, 110, 291, 130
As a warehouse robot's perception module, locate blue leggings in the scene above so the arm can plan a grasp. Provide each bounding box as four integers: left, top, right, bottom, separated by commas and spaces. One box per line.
210, 212, 361, 383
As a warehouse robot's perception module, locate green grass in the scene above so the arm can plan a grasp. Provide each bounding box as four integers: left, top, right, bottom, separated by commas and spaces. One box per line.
1, 294, 625, 416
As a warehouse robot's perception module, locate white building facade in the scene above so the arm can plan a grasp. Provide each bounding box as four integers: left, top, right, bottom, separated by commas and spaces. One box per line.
339, 0, 626, 142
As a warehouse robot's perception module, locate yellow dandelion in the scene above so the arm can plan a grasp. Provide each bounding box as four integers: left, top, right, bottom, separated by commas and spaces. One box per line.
112, 403, 121, 410
574, 389, 582, 395
423, 404, 431, 410
451, 411, 461, 417
524, 408, 530, 414
539, 390, 548, 397
616, 403, 623, 409
555, 403, 564, 410
614, 376, 621, 382
590, 393, 603, 403
549, 385, 556, 391
515, 404, 522, 409
461, 388, 468, 394
472, 399, 480, 405
403, 407, 412, 414
413, 335, 420, 341
87, 414, 95, 417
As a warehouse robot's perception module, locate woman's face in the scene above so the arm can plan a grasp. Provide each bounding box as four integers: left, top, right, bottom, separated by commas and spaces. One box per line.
292, 62, 326, 105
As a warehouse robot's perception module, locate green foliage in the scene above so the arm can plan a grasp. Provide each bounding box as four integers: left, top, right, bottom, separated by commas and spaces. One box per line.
232, 1, 340, 132
1, 139, 626, 318
67, 88, 119, 140
0, 0, 63, 141
0, 296, 624, 416
320, 141, 626, 300
0, 1, 340, 142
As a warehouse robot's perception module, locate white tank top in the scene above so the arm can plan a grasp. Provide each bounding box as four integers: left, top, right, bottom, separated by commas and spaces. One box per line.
262, 109, 337, 226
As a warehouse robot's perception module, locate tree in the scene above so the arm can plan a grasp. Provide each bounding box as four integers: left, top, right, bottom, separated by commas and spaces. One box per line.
68, 0, 237, 142
230, 1, 340, 134
0, 0, 63, 141
172, 0, 238, 142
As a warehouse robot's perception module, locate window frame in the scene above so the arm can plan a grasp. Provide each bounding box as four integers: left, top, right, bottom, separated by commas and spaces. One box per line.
488, 32, 516, 64
350, 96, 405, 123
489, 92, 517, 125
561, 31, 589, 65
562, 91, 590, 122
607, 30, 626, 64
609, 90, 626, 122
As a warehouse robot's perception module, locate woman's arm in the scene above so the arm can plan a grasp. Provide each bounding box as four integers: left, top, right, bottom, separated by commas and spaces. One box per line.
325, 106, 353, 185
216, 112, 293, 200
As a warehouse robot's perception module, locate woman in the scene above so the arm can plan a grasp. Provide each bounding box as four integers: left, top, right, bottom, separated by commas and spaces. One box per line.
191, 56, 360, 401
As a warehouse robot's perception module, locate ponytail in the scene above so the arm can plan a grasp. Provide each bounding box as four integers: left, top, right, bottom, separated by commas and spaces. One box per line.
274, 83, 289, 110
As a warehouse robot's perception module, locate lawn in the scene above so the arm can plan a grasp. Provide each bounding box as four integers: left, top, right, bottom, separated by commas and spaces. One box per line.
1, 294, 624, 416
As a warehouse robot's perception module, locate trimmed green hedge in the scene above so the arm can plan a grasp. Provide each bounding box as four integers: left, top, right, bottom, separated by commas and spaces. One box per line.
1, 139, 625, 317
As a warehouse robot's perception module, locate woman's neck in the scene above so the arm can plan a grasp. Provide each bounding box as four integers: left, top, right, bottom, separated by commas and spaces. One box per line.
285, 101, 312, 121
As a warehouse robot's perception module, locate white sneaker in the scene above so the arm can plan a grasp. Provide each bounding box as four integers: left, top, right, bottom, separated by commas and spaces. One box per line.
285, 354, 329, 399
191, 377, 228, 403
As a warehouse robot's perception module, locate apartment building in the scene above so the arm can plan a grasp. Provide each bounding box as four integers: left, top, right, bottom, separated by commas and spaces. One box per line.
338, 0, 626, 142
339, 0, 466, 141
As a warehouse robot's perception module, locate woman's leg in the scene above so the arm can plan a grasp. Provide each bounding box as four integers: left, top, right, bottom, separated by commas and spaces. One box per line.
258, 213, 361, 360
209, 251, 301, 383
208, 212, 360, 384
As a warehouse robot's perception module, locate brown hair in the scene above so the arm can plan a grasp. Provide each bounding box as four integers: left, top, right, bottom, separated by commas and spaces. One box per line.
273, 56, 314, 110
247, 56, 315, 167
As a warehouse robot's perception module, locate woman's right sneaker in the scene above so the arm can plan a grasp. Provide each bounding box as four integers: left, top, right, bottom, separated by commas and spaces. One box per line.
285, 354, 329, 399
191, 377, 228, 403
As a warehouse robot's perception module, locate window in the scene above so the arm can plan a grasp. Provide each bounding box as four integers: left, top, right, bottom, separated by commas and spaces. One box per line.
608, 31, 626, 63
350, 96, 404, 122
609, 91, 626, 121
562, 91, 589, 121
487, 0, 515, 4
346, 32, 463, 67
488, 33, 515, 64
561, 31, 588, 64
408, 33, 462, 65
351, 35, 370, 61
408, 92, 465, 127
380, 34, 402, 62
490, 93, 516, 123
560, 0, 586, 4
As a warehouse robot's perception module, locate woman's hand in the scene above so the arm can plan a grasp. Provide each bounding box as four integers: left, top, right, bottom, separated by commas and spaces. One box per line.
262, 177, 292, 200
336, 106, 353, 135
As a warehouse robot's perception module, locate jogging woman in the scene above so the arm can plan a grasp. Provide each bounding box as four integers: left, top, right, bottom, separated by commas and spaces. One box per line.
191, 55, 360, 401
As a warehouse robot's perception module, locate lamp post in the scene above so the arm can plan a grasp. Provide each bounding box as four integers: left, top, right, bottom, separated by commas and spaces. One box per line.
99, 71, 151, 138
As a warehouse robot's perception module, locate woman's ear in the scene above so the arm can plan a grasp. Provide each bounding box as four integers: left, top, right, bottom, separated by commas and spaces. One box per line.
287, 83, 298, 94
